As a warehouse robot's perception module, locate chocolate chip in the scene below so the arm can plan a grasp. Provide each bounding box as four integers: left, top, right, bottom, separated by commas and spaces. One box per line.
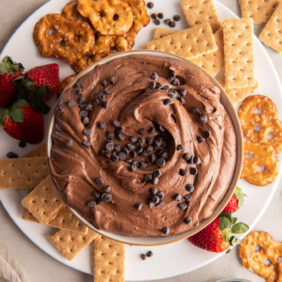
144, 174, 153, 182
178, 97, 186, 104
139, 162, 147, 169
101, 193, 112, 203
156, 200, 165, 207
101, 80, 108, 87
79, 110, 88, 117
103, 89, 110, 95
157, 191, 164, 199
149, 154, 157, 163
78, 97, 86, 104
75, 88, 82, 95
151, 195, 160, 205
161, 226, 170, 234
151, 13, 157, 19
87, 200, 96, 208
134, 203, 143, 210
183, 194, 192, 202
152, 177, 159, 185
6, 152, 18, 158
146, 137, 154, 145
118, 152, 127, 160
137, 128, 146, 135
168, 20, 176, 28
150, 72, 159, 80
112, 120, 120, 127
174, 194, 182, 202
200, 115, 208, 124
179, 89, 187, 97
185, 184, 194, 192
103, 185, 111, 193
161, 152, 168, 159
190, 167, 197, 175
179, 168, 186, 176
85, 104, 93, 111
80, 103, 87, 109
193, 156, 201, 165
117, 133, 125, 141
164, 18, 170, 25
149, 81, 156, 89
128, 165, 137, 172
173, 15, 181, 21
114, 144, 121, 152
82, 140, 91, 147
137, 147, 143, 154
145, 145, 153, 153
97, 121, 105, 129
101, 101, 109, 108
107, 132, 115, 139
178, 202, 188, 210
115, 127, 123, 134
157, 13, 163, 19
121, 147, 129, 155
132, 160, 138, 166
149, 187, 158, 195
160, 84, 169, 90
130, 151, 137, 158
182, 153, 191, 161
66, 139, 73, 147
146, 250, 153, 257
148, 126, 156, 134
140, 253, 146, 260
153, 170, 161, 178
171, 78, 180, 86
130, 136, 137, 143
125, 144, 134, 151
147, 1, 154, 8
159, 125, 166, 132
58, 106, 64, 113
154, 139, 162, 148
156, 158, 165, 167
164, 99, 173, 105
154, 19, 161, 25
191, 107, 200, 115
93, 190, 101, 198
19, 141, 26, 148
203, 130, 211, 139
109, 76, 115, 85
96, 198, 103, 205
105, 142, 114, 152
197, 136, 205, 143
176, 144, 183, 151
126, 159, 133, 164
137, 137, 145, 144
156, 82, 162, 89
67, 100, 75, 107
95, 177, 103, 185
111, 154, 118, 162
184, 217, 192, 224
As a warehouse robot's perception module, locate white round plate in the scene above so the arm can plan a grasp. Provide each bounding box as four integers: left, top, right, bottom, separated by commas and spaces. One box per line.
0, 0, 281, 281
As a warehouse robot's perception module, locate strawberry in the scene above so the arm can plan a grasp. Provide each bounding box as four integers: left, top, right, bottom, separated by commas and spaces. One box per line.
25, 64, 60, 94
188, 213, 249, 253
0, 56, 24, 107
222, 186, 246, 213
0, 99, 44, 144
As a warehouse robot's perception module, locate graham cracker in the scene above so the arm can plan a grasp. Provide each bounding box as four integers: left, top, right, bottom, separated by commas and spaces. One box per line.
153, 28, 174, 40
21, 175, 64, 225
0, 157, 49, 189
94, 235, 125, 282
144, 23, 217, 60
22, 207, 37, 222
49, 228, 97, 260
259, 3, 282, 53
239, 0, 280, 24
24, 143, 46, 158
223, 18, 256, 89
180, 0, 221, 32
218, 76, 259, 103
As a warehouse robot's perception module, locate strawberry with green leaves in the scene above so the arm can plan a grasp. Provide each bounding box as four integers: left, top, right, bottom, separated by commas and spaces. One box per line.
0, 56, 24, 107
0, 99, 44, 144
188, 213, 249, 253
223, 186, 246, 213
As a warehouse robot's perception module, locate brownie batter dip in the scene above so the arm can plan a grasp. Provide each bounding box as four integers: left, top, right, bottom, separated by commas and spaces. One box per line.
50, 54, 236, 237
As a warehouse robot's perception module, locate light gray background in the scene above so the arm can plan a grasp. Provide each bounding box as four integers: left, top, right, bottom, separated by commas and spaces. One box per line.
0, 1, 281, 281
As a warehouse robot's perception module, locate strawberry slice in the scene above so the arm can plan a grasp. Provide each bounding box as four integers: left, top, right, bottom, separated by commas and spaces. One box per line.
188, 213, 249, 253
25, 63, 60, 94
0, 56, 24, 107
0, 99, 44, 144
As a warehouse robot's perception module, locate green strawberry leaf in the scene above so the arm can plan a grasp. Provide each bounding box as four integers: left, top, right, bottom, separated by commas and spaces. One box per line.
0, 108, 9, 124
234, 186, 246, 208
231, 222, 249, 234
232, 217, 237, 225
10, 108, 24, 123
229, 235, 241, 246
0, 56, 24, 74
13, 99, 27, 107
219, 215, 232, 231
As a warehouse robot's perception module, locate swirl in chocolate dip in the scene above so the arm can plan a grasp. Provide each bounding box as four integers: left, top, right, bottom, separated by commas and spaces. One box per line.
50, 54, 236, 237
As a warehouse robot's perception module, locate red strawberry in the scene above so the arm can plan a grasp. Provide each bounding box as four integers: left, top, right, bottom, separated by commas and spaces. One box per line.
0, 56, 24, 107
222, 186, 246, 213
25, 64, 60, 94
188, 213, 249, 253
0, 99, 44, 144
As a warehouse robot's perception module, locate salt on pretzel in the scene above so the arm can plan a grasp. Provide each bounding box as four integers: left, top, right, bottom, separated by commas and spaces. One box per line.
77, 0, 134, 35
62, 0, 86, 21
33, 14, 95, 65
239, 95, 282, 153
241, 141, 278, 186
239, 231, 282, 281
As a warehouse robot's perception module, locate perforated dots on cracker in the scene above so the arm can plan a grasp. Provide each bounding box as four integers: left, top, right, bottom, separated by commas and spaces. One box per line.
0, 157, 49, 189
144, 23, 217, 60
21, 175, 64, 224
239, 0, 280, 24
223, 18, 256, 89
153, 27, 174, 40
94, 235, 125, 282
180, 0, 221, 32
259, 3, 282, 53
24, 143, 46, 158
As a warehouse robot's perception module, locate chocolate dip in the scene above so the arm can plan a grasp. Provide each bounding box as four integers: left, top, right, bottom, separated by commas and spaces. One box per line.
50, 54, 236, 237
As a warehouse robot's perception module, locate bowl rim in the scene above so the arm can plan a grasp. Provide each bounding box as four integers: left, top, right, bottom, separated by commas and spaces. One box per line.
47, 50, 244, 246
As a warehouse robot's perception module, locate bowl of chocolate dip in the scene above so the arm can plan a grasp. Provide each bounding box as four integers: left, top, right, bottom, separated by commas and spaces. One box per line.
47, 50, 243, 246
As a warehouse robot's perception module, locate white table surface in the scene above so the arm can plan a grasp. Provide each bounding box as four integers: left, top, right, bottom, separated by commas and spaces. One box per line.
0, 1, 281, 281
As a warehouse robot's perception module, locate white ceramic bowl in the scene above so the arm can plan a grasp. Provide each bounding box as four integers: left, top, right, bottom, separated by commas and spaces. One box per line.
47, 50, 243, 246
